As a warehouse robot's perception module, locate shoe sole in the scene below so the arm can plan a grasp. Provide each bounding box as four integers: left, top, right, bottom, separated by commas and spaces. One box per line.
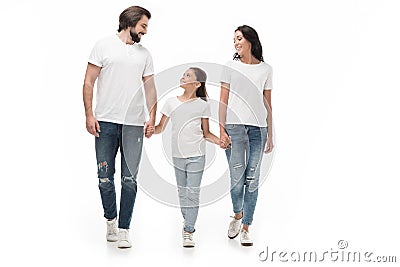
183, 245, 195, 248
107, 236, 118, 242
241, 242, 253, 246
118, 244, 132, 249
117, 242, 132, 248
118, 246, 132, 249
228, 232, 239, 239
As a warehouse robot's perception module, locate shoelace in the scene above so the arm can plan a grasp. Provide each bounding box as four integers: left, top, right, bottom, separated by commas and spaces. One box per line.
119, 230, 128, 240
241, 230, 250, 240
229, 216, 241, 231
107, 221, 118, 234
183, 233, 193, 241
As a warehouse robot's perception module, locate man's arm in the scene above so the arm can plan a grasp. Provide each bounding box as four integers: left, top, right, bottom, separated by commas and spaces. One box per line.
83, 63, 101, 137
143, 74, 157, 138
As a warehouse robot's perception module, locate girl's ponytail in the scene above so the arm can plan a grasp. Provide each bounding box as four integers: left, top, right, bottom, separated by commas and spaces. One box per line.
190, 67, 208, 102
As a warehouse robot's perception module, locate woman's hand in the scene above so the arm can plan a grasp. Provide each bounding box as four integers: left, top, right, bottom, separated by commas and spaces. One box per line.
264, 137, 274, 153
220, 131, 231, 149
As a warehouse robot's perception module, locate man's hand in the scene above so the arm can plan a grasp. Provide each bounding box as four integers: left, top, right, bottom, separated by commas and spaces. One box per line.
144, 120, 155, 138
86, 115, 100, 137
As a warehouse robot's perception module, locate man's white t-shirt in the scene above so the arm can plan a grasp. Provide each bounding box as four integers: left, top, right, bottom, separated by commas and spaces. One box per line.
88, 34, 154, 126
220, 60, 273, 127
160, 97, 211, 158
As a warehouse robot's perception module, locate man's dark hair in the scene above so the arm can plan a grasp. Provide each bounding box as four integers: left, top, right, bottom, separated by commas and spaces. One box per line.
118, 6, 151, 32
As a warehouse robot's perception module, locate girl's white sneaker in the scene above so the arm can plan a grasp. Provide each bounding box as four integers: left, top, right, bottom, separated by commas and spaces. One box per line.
183, 232, 195, 248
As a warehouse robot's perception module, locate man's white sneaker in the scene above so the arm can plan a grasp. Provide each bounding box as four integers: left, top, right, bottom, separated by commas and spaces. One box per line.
240, 229, 253, 246
183, 232, 195, 248
117, 229, 132, 248
106, 218, 118, 242
228, 216, 242, 239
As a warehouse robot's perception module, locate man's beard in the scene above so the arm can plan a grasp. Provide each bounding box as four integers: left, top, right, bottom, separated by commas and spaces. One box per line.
130, 29, 141, 43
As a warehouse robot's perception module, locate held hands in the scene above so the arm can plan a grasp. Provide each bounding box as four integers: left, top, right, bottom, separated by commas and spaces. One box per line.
86, 115, 100, 137
218, 130, 274, 153
219, 131, 231, 150
144, 121, 155, 138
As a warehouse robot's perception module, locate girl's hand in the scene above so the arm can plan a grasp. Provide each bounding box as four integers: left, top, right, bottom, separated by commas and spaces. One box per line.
264, 137, 274, 153
219, 131, 231, 149
144, 122, 155, 138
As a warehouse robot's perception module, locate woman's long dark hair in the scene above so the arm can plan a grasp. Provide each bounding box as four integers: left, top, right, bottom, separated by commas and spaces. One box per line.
190, 67, 208, 102
233, 25, 264, 62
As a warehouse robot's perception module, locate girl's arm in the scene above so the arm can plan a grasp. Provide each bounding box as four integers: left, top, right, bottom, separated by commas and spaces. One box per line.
201, 118, 220, 145
219, 82, 231, 148
154, 114, 169, 134
263, 90, 274, 153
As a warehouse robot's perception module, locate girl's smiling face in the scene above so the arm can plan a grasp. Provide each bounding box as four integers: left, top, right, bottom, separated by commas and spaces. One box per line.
180, 69, 199, 89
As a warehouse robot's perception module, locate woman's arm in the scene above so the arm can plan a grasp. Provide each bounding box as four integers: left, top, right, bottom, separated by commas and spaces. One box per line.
154, 114, 169, 134
263, 89, 274, 153
201, 118, 220, 145
219, 82, 231, 148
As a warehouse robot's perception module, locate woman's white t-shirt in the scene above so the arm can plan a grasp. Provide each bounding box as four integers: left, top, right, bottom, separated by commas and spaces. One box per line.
220, 60, 273, 127
160, 97, 211, 158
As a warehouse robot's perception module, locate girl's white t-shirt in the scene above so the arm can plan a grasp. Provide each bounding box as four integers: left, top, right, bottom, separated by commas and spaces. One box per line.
160, 97, 211, 158
88, 34, 154, 126
220, 60, 273, 127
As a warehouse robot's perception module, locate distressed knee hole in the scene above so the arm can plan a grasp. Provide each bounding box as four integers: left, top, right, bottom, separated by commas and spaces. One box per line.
246, 167, 256, 181
233, 163, 243, 169
122, 176, 136, 183
99, 178, 110, 183
122, 176, 136, 190
97, 161, 108, 173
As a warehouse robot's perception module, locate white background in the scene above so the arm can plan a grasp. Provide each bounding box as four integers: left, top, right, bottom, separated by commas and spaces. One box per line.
1, 0, 399, 266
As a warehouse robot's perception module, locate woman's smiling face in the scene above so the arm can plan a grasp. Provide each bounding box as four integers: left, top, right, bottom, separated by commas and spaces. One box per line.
234, 30, 251, 57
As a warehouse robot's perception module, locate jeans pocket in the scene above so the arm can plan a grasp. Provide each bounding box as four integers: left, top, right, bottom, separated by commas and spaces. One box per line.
225, 124, 236, 130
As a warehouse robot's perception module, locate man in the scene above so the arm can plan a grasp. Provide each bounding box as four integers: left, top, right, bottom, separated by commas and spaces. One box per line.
82, 6, 157, 248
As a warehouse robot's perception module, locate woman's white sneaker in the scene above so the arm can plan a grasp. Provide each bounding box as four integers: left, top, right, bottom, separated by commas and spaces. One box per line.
117, 229, 132, 248
228, 216, 242, 239
106, 218, 118, 242
240, 229, 253, 246
183, 232, 195, 248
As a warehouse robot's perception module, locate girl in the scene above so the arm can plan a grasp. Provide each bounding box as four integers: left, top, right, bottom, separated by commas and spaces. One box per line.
219, 25, 274, 246
152, 67, 220, 248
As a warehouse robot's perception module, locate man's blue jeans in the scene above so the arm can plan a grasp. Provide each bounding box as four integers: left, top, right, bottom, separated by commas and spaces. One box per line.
172, 156, 205, 233
95, 121, 144, 229
225, 124, 267, 226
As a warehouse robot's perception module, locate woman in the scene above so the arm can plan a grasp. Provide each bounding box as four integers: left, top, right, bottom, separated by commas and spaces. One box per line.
219, 25, 274, 246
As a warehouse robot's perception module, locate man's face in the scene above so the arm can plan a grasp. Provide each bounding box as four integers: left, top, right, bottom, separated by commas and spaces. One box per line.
130, 15, 149, 43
